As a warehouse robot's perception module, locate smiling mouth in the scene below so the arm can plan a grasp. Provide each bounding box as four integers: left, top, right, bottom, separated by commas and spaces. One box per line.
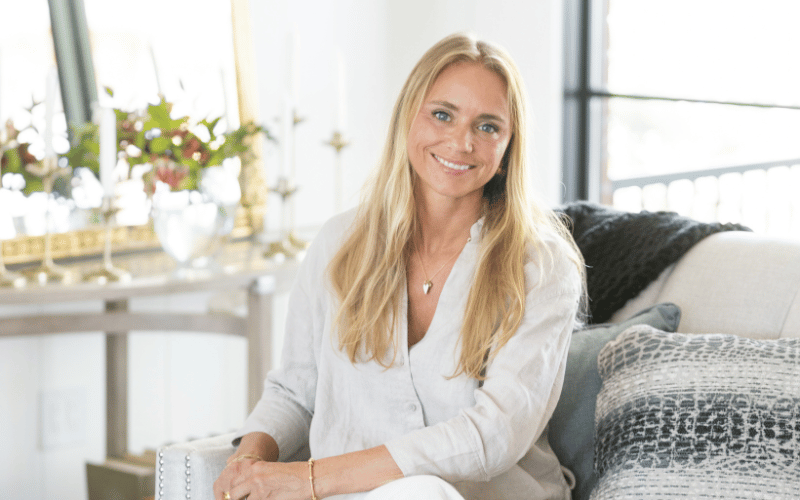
433, 154, 473, 171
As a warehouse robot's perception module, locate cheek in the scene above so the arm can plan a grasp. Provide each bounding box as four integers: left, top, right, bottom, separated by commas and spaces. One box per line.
406, 120, 425, 157
493, 140, 510, 166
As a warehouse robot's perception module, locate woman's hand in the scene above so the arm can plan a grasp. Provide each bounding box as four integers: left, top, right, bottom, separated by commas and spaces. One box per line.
213, 455, 261, 500
218, 461, 310, 500
214, 439, 403, 499
214, 433, 281, 500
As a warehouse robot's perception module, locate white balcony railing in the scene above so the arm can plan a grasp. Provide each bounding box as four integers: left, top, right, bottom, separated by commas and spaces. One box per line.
611, 159, 800, 240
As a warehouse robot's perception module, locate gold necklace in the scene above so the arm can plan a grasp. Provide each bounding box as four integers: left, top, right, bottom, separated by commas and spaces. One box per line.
414, 236, 471, 295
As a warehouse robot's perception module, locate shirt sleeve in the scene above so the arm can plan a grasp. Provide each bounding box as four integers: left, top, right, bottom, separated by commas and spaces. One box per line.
385, 243, 582, 482
233, 216, 340, 460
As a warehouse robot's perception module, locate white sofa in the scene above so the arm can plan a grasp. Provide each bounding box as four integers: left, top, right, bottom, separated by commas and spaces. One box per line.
156, 230, 800, 500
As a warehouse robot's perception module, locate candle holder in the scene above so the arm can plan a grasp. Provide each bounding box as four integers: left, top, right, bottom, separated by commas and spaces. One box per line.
21, 157, 79, 285
83, 197, 130, 284
0, 126, 27, 288
283, 109, 311, 252
293, 109, 306, 126
325, 130, 351, 214
0, 243, 26, 288
264, 176, 301, 260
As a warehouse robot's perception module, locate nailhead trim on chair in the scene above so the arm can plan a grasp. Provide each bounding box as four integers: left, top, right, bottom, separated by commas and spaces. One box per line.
158, 450, 164, 499
185, 454, 192, 499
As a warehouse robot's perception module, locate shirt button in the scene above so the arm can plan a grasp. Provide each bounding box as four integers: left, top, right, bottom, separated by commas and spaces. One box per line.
408, 403, 417, 412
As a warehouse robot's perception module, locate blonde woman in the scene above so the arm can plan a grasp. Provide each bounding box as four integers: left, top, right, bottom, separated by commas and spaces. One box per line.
214, 33, 585, 500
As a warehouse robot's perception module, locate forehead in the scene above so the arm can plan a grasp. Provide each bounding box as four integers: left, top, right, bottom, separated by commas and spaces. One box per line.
425, 62, 509, 116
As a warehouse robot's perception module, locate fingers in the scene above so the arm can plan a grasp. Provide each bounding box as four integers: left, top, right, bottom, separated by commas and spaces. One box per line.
228, 461, 309, 500
213, 460, 251, 500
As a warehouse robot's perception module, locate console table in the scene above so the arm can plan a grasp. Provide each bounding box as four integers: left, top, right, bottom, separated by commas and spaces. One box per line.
0, 240, 300, 459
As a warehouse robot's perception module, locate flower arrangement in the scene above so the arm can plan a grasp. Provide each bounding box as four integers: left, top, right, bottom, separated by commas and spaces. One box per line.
0, 119, 52, 194
65, 93, 271, 194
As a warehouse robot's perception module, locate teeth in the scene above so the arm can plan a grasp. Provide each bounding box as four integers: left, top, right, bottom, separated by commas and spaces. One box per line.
434, 154, 472, 171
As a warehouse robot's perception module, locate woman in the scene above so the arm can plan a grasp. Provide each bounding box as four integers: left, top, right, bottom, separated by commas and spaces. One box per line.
214, 33, 585, 500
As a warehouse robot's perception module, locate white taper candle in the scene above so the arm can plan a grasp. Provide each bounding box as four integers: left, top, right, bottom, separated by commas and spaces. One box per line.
336, 49, 347, 132
44, 66, 57, 158
282, 96, 292, 177
100, 107, 117, 198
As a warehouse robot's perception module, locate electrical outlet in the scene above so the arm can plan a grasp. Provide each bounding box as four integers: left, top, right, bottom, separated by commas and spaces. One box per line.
40, 387, 87, 450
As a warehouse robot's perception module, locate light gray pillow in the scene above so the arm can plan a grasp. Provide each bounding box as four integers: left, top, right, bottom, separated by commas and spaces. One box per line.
549, 303, 681, 500
591, 325, 800, 499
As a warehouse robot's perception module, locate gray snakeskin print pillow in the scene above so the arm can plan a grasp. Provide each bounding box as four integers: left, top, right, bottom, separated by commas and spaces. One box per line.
591, 325, 800, 499
549, 303, 681, 500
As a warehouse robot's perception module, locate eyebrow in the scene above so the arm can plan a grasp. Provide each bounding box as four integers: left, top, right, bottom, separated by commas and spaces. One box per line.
428, 100, 507, 124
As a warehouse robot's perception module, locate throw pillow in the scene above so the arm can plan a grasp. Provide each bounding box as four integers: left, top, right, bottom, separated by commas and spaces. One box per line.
591, 325, 800, 500
548, 303, 681, 500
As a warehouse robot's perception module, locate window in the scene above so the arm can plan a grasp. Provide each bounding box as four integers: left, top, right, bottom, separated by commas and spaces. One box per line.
563, 0, 800, 237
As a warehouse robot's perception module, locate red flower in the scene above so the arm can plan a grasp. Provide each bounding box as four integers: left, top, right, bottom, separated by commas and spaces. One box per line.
182, 137, 201, 159
18, 144, 37, 165
153, 159, 189, 190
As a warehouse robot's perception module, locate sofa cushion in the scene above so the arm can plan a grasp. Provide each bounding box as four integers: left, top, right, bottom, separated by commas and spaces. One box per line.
591, 325, 800, 499
656, 231, 800, 339
549, 303, 681, 500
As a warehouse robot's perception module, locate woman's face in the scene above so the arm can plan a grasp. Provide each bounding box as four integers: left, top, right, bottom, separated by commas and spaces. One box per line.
407, 62, 511, 207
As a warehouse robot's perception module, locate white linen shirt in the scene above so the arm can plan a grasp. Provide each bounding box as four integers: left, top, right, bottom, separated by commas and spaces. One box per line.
236, 209, 582, 500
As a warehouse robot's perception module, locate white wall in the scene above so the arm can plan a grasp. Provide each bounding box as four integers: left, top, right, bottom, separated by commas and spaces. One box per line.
0, 302, 106, 500
0, 1, 565, 499
258, 0, 566, 234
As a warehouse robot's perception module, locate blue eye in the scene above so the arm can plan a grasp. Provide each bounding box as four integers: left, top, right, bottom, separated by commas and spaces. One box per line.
433, 110, 451, 122
479, 123, 498, 134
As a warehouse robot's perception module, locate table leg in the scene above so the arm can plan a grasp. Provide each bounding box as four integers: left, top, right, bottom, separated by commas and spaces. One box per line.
246, 275, 275, 412
105, 299, 129, 459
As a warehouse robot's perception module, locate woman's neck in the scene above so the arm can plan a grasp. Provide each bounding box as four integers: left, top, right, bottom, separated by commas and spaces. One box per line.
414, 191, 482, 253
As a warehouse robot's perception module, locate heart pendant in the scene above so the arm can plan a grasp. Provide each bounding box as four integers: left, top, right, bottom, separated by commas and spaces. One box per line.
423, 280, 432, 294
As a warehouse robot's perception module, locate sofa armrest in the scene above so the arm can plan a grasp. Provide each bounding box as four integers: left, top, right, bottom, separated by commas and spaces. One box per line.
156, 433, 236, 500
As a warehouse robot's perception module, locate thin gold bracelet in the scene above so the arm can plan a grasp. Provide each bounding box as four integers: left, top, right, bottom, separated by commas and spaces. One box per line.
225, 453, 265, 469
308, 457, 318, 500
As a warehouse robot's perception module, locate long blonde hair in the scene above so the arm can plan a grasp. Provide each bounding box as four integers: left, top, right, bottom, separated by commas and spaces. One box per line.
328, 33, 585, 379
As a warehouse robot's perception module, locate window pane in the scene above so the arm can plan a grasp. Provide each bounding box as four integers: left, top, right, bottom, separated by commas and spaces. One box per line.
606, 0, 800, 106
606, 98, 800, 180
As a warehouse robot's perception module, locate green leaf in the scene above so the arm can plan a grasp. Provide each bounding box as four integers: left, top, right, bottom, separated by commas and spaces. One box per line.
22, 175, 44, 195
150, 136, 171, 154
135, 131, 146, 149
2, 149, 22, 174
179, 175, 197, 192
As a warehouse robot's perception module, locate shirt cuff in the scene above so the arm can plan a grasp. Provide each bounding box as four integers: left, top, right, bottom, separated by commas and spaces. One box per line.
384, 415, 491, 482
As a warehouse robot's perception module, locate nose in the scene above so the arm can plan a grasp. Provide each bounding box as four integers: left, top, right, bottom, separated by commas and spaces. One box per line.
449, 123, 474, 153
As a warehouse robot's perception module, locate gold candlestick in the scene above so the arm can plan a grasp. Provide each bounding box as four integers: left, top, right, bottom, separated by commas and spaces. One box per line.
22, 157, 79, 285
264, 176, 301, 260
293, 109, 306, 126
285, 109, 310, 251
0, 242, 26, 288
0, 126, 26, 288
83, 198, 131, 284
325, 130, 350, 214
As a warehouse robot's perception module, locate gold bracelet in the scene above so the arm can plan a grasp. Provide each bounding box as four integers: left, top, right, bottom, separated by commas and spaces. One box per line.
226, 453, 265, 469
308, 457, 318, 500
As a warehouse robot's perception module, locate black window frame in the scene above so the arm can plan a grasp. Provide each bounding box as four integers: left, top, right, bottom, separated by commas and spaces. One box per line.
562, 0, 800, 205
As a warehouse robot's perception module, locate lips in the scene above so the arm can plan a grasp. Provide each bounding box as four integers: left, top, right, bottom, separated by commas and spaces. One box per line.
433, 153, 473, 171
